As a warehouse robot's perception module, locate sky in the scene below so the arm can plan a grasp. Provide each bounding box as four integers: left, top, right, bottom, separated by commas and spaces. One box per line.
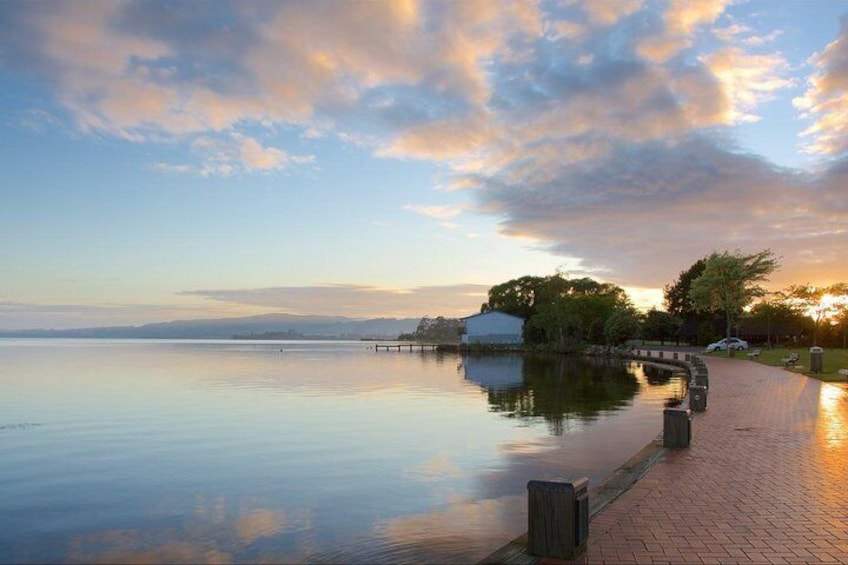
2, 0, 848, 330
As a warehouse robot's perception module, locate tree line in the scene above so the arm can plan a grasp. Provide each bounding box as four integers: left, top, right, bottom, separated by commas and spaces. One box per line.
481, 274, 640, 349
662, 250, 848, 349
402, 248, 848, 350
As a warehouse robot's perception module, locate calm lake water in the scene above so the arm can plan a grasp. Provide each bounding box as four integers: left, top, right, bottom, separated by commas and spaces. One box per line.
0, 339, 685, 564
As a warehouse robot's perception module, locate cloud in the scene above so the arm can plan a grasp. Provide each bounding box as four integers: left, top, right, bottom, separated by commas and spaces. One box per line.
579, 0, 642, 27
4, 0, 847, 295
4, 1, 544, 174
795, 16, 848, 157
637, 0, 731, 62
471, 132, 848, 288
403, 204, 463, 219
180, 284, 491, 318
702, 47, 794, 123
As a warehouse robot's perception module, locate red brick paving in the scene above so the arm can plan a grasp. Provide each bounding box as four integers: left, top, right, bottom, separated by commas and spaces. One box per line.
565, 356, 848, 564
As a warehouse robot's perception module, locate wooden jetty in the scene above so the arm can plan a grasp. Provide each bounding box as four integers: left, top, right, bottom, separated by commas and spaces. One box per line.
374, 343, 440, 352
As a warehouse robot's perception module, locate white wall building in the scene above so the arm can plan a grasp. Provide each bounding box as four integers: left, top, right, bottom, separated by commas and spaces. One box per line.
462, 310, 524, 345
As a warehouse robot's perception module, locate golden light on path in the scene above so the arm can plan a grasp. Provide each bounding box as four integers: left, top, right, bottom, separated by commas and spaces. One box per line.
816, 383, 848, 449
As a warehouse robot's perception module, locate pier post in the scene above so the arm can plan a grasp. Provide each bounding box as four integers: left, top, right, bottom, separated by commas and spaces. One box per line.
663, 407, 691, 448
689, 385, 707, 412
527, 478, 589, 560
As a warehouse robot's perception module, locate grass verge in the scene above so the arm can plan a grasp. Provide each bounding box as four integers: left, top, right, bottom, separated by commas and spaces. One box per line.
702, 346, 848, 382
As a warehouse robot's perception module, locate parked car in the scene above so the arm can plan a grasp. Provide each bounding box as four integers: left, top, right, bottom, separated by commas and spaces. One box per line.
705, 338, 749, 352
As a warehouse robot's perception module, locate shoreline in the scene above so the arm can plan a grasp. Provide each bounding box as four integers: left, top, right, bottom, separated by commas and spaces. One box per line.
479, 435, 668, 564
479, 349, 698, 564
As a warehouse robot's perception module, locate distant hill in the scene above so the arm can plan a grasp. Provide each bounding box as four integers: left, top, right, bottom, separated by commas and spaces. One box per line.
0, 313, 420, 340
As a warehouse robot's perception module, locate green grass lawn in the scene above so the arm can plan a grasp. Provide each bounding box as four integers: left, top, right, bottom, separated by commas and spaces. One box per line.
702, 346, 848, 382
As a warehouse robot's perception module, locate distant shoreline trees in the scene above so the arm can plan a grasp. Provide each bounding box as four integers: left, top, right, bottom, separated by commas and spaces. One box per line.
481, 274, 639, 349
399, 316, 463, 343
468, 250, 848, 351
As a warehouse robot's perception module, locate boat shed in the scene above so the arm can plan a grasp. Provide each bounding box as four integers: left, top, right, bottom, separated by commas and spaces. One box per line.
461, 310, 524, 345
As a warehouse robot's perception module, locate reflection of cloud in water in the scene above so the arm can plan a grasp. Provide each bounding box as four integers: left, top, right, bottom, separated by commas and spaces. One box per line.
499, 437, 559, 456
236, 508, 293, 543
67, 496, 312, 564
405, 450, 465, 482
367, 495, 525, 564
69, 532, 233, 564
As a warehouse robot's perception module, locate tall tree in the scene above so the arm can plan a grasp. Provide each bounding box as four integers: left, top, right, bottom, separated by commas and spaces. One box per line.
529, 276, 631, 346
483, 274, 635, 347
744, 298, 805, 348
664, 258, 707, 317
605, 306, 642, 346
641, 309, 682, 345
781, 283, 848, 346
689, 249, 780, 356
481, 276, 546, 320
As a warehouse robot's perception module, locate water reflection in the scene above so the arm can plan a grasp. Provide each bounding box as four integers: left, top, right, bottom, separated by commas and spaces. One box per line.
463, 354, 639, 435
642, 363, 675, 385
462, 355, 525, 390
66, 495, 313, 564
1, 340, 687, 564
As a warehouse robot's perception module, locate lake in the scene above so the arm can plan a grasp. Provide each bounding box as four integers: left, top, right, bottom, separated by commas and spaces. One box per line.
0, 339, 685, 564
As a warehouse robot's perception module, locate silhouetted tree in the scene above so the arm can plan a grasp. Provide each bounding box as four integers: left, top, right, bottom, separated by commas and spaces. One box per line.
664, 258, 707, 317
689, 249, 780, 356
641, 309, 682, 344
483, 274, 633, 347
402, 316, 463, 343
780, 283, 848, 346
604, 307, 642, 345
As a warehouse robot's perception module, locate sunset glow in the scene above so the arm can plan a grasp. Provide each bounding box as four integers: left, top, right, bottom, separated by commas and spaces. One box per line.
2, 1, 848, 329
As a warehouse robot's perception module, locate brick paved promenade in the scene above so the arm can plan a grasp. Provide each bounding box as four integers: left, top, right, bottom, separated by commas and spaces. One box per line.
565, 356, 848, 564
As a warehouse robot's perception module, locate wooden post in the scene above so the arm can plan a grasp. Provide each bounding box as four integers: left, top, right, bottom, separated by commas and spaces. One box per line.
527, 478, 589, 560
690, 385, 707, 412
663, 407, 691, 448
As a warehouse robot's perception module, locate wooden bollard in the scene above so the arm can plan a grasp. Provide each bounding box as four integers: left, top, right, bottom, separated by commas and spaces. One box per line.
663, 407, 691, 447
527, 478, 589, 560
690, 385, 707, 412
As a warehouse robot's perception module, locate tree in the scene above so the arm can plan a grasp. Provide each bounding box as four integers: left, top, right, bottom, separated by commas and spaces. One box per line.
834, 303, 848, 348
484, 274, 632, 347
664, 258, 708, 317
664, 257, 724, 345
780, 283, 848, 346
689, 249, 780, 356
481, 276, 546, 320
529, 276, 631, 347
744, 298, 806, 347
401, 316, 463, 343
641, 309, 682, 345
605, 307, 642, 346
